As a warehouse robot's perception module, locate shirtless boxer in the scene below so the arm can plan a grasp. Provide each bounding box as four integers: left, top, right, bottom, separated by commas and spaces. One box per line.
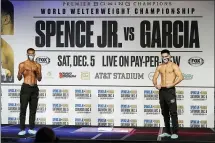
1, 38, 14, 82
17, 48, 42, 136
1, 0, 14, 35
153, 49, 183, 139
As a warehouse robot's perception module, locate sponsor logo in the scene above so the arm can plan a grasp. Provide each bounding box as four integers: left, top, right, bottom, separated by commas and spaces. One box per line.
178, 120, 184, 127
52, 118, 69, 125
190, 105, 207, 115
144, 119, 160, 127
75, 118, 91, 126
183, 73, 193, 80
8, 89, 20, 98
59, 72, 76, 78
177, 105, 184, 115
121, 104, 137, 114
148, 72, 154, 80
81, 72, 90, 80
37, 103, 46, 113
176, 90, 184, 100
144, 90, 158, 100
39, 89, 46, 99
98, 104, 114, 114
52, 89, 69, 99
35, 118, 46, 125
121, 119, 137, 126
190, 91, 207, 101
190, 120, 207, 128
121, 90, 137, 100
98, 90, 114, 100
35, 56, 50, 65
8, 103, 20, 112
113, 72, 144, 79
188, 57, 204, 67
52, 104, 69, 113
75, 89, 91, 99
75, 104, 91, 114
44, 71, 53, 78
98, 118, 114, 126
8, 117, 20, 124
144, 105, 160, 115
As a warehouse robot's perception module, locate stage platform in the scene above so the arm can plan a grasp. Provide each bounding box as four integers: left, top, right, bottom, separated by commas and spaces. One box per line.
1, 124, 215, 143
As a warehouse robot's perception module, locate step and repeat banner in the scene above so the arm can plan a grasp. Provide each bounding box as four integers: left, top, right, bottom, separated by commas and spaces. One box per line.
1, 0, 214, 127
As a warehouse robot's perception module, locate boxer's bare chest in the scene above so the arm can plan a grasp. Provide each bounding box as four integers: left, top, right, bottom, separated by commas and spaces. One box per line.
160, 63, 174, 75
23, 62, 37, 74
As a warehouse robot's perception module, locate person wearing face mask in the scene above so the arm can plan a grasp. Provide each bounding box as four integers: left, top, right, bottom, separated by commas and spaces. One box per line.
17, 48, 42, 136
152, 49, 184, 139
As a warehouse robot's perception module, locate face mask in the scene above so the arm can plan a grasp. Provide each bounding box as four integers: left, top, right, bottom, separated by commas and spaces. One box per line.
28, 55, 35, 61
162, 58, 169, 63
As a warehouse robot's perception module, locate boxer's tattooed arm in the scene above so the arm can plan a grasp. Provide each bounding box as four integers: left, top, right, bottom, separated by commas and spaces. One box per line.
153, 66, 161, 86
36, 63, 42, 81
17, 63, 24, 81
172, 64, 184, 86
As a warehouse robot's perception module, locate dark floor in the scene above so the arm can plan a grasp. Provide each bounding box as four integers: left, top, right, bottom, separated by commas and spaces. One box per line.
1, 124, 215, 143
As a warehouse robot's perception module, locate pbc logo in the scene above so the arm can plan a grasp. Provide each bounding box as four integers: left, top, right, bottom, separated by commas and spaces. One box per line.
188, 57, 204, 67
59, 72, 76, 78
35, 56, 50, 65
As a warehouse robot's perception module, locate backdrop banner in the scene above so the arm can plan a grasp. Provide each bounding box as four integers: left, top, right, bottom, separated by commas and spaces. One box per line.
1, 0, 214, 128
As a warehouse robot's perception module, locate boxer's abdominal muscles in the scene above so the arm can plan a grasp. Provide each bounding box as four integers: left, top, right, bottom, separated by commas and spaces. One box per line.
160, 67, 177, 87
23, 65, 37, 85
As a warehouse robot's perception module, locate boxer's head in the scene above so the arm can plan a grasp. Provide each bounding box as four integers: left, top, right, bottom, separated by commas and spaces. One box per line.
161, 49, 171, 64
27, 48, 35, 61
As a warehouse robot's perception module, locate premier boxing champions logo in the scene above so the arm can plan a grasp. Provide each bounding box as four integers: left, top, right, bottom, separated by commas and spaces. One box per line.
8, 89, 20, 98
121, 90, 137, 100
75, 104, 91, 114
98, 118, 114, 126
8, 103, 20, 112
190, 120, 207, 128
98, 90, 114, 100
144, 105, 161, 115
52, 118, 69, 125
188, 57, 204, 67
190, 105, 207, 115
35, 56, 50, 65
98, 104, 114, 114
120, 119, 137, 126
121, 104, 137, 114
144, 119, 160, 127
52, 89, 69, 99
75, 118, 91, 126
144, 90, 159, 100
8, 117, 20, 124
52, 104, 69, 113
75, 89, 91, 99
190, 91, 207, 101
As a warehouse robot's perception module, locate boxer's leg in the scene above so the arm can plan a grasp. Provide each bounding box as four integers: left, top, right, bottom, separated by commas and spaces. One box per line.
159, 89, 171, 137
18, 84, 30, 135
166, 87, 178, 139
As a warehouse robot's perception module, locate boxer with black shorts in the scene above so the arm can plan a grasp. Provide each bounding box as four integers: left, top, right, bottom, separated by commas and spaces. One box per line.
153, 49, 183, 139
